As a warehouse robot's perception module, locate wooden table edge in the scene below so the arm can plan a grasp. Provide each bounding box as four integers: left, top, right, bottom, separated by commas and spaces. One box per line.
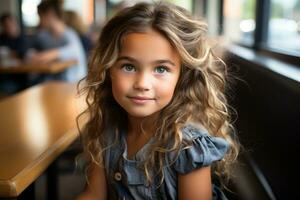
0, 60, 77, 74
0, 126, 80, 197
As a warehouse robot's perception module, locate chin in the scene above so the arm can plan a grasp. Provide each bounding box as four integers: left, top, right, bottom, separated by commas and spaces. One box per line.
125, 109, 158, 118
127, 112, 154, 118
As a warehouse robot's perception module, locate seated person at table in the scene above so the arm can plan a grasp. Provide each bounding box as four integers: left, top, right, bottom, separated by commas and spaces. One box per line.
0, 13, 28, 95
0, 13, 28, 58
29, 0, 87, 84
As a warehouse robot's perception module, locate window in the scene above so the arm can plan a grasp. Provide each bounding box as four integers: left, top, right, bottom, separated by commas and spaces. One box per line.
64, 0, 94, 25
268, 0, 300, 54
21, 0, 94, 28
206, 0, 222, 36
107, 0, 194, 18
21, 0, 41, 27
161, 0, 193, 12
223, 0, 256, 45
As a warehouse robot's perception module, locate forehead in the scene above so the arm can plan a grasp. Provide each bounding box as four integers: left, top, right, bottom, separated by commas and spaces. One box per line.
119, 29, 180, 63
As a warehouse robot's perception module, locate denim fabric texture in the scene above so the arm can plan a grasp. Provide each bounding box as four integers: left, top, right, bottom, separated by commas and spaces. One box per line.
104, 124, 229, 200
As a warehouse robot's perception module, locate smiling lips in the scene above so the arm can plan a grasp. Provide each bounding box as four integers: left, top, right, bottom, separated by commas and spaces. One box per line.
128, 96, 155, 104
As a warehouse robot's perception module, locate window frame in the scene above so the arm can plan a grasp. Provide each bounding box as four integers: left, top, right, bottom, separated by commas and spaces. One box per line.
219, 0, 300, 65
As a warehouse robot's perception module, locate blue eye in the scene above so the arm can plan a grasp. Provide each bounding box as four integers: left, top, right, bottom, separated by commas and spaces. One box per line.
155, 66, 169, 74
121, 64, 135, 72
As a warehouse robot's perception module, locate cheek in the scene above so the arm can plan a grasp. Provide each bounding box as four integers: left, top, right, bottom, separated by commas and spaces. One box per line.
110, 72, 130, 97
156, 77, 178, 102
111, 80, 122, 94
111, 80, 123, 100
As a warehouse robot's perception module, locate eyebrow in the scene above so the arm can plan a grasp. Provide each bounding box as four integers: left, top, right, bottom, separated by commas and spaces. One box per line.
116, 56, 176, 66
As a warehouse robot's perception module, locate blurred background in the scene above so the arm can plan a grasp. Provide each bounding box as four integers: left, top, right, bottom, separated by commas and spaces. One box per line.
0, 0, 299, 199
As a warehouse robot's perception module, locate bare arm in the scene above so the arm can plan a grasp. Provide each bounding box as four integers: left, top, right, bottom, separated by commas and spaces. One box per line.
75, 163, 107, 200
178, 166, 212, 200
29, 49, 60, 63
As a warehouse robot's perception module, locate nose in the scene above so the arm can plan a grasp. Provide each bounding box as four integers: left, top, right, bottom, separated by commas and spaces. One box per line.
133, 72, 152, 91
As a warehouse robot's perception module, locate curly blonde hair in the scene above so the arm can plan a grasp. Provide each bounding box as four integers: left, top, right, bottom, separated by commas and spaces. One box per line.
77, 1, 239, 188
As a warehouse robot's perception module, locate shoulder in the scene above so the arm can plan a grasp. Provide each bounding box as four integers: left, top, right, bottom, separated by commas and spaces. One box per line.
181, 123, 209, 140
36, 29, 50, 39
0, 33, 6, 40
64, 27, 75, 35
64, 27, 81, 40
171, 123, 230, 174
181, 123, 229, 151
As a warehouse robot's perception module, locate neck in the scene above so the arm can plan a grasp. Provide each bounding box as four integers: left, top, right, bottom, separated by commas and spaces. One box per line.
5, 31, 19, 38
127, 113, 159, 136
50, 20, 65, 37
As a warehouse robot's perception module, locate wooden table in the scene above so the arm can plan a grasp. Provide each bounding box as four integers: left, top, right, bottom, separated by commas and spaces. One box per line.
0, 60, 77, 74
0, 81, 87, 198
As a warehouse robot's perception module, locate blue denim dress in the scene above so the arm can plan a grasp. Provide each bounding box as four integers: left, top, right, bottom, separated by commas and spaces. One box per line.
104, 124, 229, 200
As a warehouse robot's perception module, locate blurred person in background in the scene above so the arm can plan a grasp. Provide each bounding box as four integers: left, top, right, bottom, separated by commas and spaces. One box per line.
63, 10, 93, 57
0, 13, 28, 58
29, 0, 87, 84
0, 13, 28, 96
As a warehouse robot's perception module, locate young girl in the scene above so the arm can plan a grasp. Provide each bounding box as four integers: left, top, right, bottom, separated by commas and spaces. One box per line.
76, 2, 239, 200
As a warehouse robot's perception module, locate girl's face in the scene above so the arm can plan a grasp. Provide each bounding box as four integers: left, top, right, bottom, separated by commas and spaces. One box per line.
110, 29, 181, 118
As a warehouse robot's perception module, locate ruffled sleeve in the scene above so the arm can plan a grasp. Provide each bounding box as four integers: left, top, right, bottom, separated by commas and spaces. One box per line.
173, 124, 229, 174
